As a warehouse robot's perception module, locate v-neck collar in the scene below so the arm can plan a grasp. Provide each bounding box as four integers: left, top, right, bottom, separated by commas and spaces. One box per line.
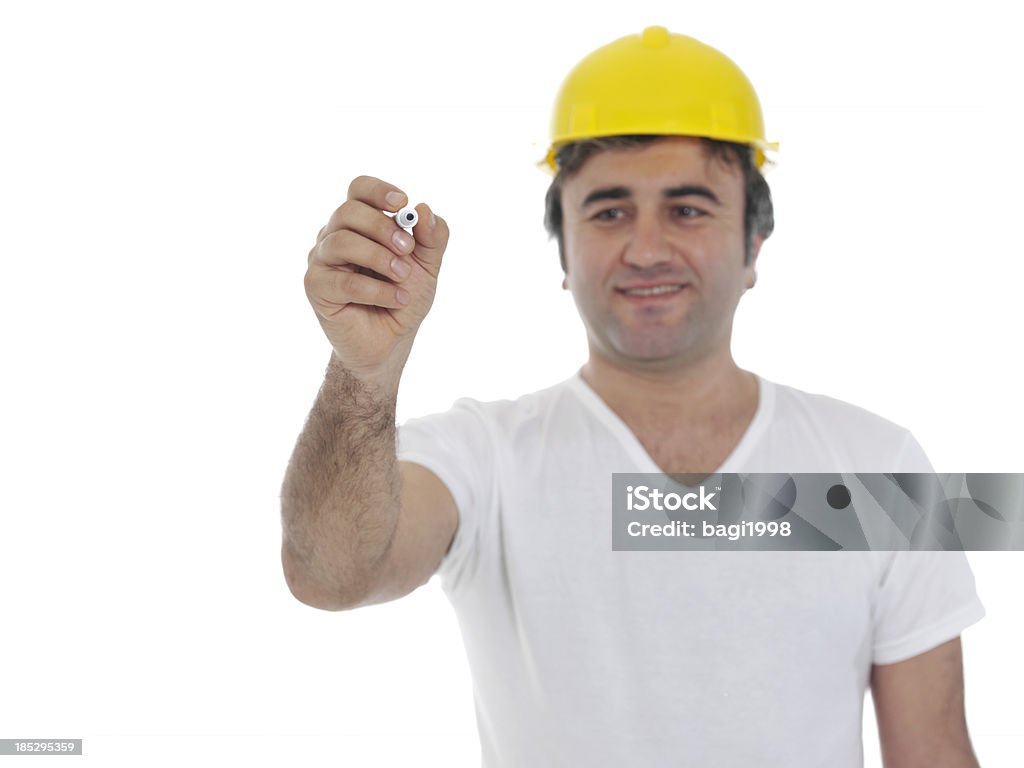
566, 369, 774, 474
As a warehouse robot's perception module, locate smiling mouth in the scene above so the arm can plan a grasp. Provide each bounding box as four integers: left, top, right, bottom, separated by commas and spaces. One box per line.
616, 284, 688, 297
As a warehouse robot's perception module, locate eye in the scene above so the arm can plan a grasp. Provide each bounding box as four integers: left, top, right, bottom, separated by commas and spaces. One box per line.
592, 207, 625, 222
672, 205, 705, 219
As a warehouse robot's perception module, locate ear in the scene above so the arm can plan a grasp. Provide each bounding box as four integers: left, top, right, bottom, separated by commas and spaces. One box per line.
562, 275, 569, 290
750, 232, 764, 267
745, 233, 764, 289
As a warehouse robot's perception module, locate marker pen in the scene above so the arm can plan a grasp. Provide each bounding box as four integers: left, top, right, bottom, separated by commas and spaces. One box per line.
394, 206, 418, 230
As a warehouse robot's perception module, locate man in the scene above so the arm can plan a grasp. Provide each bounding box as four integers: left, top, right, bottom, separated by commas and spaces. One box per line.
282, 26, 985, 767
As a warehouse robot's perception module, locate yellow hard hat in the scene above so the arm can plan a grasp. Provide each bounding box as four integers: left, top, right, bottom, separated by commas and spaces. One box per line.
542, 26, 779, 173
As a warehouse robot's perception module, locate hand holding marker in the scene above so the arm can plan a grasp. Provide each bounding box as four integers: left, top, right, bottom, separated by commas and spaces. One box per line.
304, 177, 449, 389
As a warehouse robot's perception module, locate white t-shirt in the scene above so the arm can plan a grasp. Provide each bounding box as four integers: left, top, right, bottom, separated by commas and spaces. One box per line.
397, 372, 985, 768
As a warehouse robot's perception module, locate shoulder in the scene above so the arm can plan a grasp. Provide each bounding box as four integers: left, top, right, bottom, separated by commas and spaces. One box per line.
755, 376, 928, 471
768, 377, 913, 441
400, 376, 582, 437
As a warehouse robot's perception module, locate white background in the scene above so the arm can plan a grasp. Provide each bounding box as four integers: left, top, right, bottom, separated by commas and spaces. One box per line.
2, 0, 1021, 765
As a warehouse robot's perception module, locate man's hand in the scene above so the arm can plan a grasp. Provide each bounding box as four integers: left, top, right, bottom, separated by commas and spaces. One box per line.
304, 175, 450, 388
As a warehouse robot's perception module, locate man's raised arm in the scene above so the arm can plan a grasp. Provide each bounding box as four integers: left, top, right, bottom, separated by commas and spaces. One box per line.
280, 175, 454, 611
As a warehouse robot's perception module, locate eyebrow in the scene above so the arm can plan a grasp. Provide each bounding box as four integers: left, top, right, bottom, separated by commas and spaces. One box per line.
580, 184, 723, 209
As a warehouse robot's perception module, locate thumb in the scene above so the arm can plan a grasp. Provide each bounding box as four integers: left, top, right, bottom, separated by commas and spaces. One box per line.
409, 203, 449, 276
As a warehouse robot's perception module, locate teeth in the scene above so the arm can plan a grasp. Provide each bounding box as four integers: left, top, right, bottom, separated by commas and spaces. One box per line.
622, 284, 684, 296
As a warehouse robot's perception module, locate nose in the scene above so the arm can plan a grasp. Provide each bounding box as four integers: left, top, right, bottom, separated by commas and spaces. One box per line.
622, 211, 673, 268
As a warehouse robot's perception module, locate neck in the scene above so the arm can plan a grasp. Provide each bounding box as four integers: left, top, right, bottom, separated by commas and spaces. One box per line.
580, 347, 756, 430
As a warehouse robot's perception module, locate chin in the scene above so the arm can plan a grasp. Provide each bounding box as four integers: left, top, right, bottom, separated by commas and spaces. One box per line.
606, 342, 692, 369
613, 332, 690, 361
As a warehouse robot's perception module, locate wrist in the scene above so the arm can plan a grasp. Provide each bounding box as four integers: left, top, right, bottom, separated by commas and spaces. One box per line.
326, 351, 403, 403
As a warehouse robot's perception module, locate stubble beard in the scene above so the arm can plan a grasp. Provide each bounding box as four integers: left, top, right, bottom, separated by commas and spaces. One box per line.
591, 303, 716, 370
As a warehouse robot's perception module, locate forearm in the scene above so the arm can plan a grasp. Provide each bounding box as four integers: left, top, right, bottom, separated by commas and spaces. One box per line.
280, 353, 401, 608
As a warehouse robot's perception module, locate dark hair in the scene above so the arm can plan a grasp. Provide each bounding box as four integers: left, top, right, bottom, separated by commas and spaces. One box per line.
543, 135, 775, 271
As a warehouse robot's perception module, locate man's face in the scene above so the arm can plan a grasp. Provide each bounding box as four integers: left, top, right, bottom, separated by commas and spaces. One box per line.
560, 136, 761, 372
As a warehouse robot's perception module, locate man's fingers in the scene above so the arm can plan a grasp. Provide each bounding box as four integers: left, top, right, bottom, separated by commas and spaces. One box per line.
348, 175, 407, 212
305, 265, 410, 313
314, 198, 417, 259
312, 228, 414, 284
409, 203, 450, 271
316, 177, 407, 247
312, 198, 447, 278
311, 179, 447, 281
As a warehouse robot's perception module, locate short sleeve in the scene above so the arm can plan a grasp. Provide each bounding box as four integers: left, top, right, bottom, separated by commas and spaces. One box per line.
894, 431, 936, 473
871, 550, 986, 664
396, 399, 495, 591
